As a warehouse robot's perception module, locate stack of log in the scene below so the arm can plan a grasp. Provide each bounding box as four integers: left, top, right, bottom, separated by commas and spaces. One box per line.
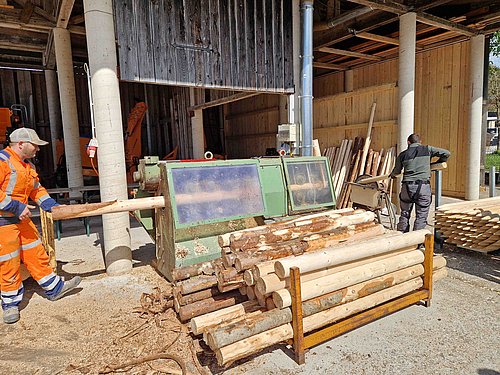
190, 229, 448, 366
324, 140, 397, 209
435, 197, 500, 253
172, 208, 382, 322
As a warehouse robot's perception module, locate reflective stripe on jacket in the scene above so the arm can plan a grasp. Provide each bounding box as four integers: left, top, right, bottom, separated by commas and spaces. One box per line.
0, 147, 57, 226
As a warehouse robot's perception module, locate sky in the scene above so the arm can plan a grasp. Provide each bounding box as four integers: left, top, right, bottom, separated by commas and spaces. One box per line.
492, 54, 500, 67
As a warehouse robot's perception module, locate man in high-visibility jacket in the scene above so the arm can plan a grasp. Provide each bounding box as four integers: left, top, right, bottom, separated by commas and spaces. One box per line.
0, 128, 81, 324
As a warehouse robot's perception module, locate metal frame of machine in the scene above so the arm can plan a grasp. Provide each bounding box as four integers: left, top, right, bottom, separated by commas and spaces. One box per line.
134, 156, 336, 281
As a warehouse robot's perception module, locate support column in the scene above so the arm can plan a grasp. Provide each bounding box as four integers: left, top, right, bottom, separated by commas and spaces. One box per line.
44, 69, 62, 172
397, 12, 416, 154
288, 0, 301, 126
344, 69, 354, 92
53, 27, 84, 195
84, 0, 132, 275
190, 88, 204, 159
466, 35, 485, 200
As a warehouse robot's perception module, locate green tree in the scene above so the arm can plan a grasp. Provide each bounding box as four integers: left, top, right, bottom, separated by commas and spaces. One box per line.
491, 31, 500, 58
489, 63, 500, 114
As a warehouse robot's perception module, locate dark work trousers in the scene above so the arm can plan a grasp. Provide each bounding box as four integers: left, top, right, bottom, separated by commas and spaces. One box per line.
397, 183, 432, 233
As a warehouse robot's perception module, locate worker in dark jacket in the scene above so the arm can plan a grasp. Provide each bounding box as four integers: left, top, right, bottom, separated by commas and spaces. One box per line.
390, 133, 450, 233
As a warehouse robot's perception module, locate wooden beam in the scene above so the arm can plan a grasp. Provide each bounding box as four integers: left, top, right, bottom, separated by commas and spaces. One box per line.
69, 13, 84, 25
43, 29, 55, 69
416, 12, 479, 36
0, 8, 55, 31
314, 6, 373, 32
19, 1, 34, 24
12, 0, 54, 23
346, 0, 407, 15
316, 47, 383, 61
347, 0, 480, 36
313, 62, 346, 71
353, 31, 399, 46
416, 0, 455, 12
190, 92, 261, 111
56, 0, 75, 28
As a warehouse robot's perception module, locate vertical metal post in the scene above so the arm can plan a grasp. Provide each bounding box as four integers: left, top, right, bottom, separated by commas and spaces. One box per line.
490, 166, 496, 197
423, 234, 434, 307
300, 0, 314, 156
434, 169, 442, 247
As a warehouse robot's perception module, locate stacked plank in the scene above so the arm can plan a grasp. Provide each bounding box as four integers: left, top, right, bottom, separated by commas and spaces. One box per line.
191, 229, 448, 366
435, 197, 500, 253
324, 140, 397, 209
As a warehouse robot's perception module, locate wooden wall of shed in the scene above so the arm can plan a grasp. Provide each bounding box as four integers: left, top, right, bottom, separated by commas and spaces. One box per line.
224, 40, 472, 198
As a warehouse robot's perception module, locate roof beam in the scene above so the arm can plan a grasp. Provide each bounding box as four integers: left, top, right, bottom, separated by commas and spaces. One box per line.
56, 0, 75, 28
316, 46, 383, 61
11, 0, 54, 23
313, 62, 346, 70
0, 8, 55, 31
347, 0, 479, 36
353, 31, 400, 45
345, 0, 407, 15
314, 6, 373, 31
416, 12, 479, 36
19, 1, 34, 24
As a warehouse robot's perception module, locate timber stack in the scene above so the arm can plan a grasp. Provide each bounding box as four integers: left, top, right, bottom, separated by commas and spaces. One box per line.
189, 229, 448, 366
324, 139, 396, 209
171, 208, 384, 322
435, 196, 500, 253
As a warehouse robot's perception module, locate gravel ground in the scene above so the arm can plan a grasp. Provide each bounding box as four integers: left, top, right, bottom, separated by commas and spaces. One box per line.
0, 196, 498, 375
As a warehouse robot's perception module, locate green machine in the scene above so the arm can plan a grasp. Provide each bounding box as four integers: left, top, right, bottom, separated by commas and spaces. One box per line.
133, 156, 335, 281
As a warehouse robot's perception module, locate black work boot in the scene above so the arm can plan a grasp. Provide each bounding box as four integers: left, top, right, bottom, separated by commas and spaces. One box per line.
48, 276, 82, 301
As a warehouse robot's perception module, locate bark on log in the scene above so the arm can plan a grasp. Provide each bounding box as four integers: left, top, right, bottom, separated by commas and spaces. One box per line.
275, 229, 430, 278
171, 261, 215, 281
273, 250, 424, 308
178, 291, 246, 322
216, 278, 422, 365
229, 211, 376, 251
177, 275, 218, 295
190, 301, 261, 335
176, 287, 220, 306
51, 196, 165, 220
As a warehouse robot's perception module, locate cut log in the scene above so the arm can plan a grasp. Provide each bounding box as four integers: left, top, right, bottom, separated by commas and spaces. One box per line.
273, 250, 424, 308
177, 275, 218, 295
51, 196, 165, 220
207, 264, 427, 350
246, 286, 256, 300
190, 300, 260, 335
255, 245, 416, 295
253, 260, 279, 278
171, 261, 215, 281
243, 269, 255, 286
176, 287, 220, 306
179, 291, 247, 322
216, 277, 421, 365
274, 229, 430, 278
